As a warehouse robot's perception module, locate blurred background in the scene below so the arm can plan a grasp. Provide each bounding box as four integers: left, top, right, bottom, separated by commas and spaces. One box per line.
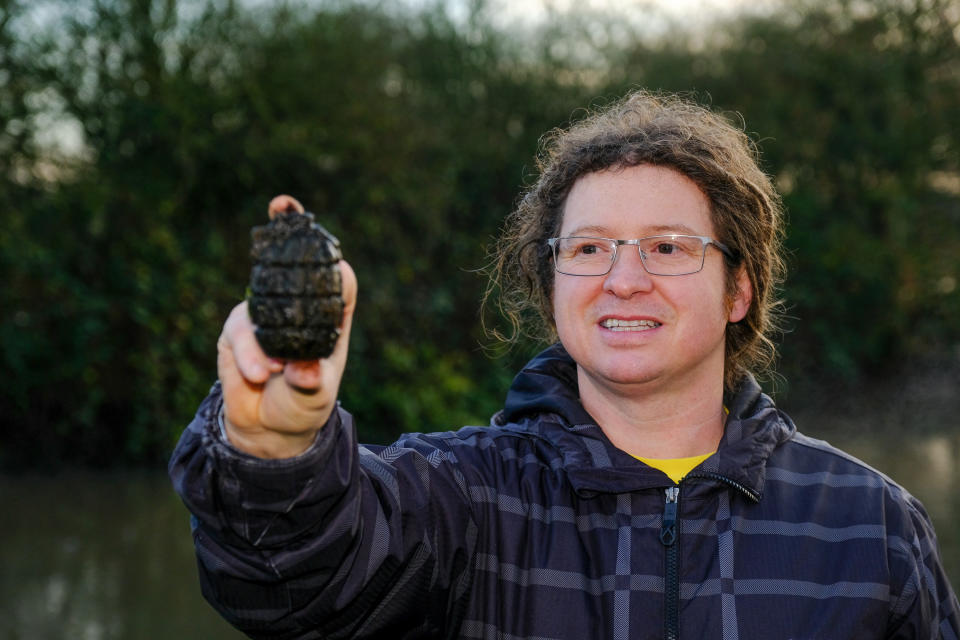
1, 0, 958, 636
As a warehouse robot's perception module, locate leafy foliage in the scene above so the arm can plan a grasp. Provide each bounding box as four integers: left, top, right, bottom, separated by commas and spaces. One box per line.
1, 0, 958, 468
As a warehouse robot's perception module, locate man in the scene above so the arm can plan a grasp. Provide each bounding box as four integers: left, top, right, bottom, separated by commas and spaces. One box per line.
170, 91, 959, 639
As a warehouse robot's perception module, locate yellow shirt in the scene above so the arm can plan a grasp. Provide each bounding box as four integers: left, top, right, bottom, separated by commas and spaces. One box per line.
634, 452, 714, 484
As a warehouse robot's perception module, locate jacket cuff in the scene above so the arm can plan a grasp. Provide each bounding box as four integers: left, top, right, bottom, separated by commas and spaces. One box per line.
172, 381, 356, 549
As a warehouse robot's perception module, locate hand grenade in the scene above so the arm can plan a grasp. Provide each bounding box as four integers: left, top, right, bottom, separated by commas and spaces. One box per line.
248, 211, 344, 360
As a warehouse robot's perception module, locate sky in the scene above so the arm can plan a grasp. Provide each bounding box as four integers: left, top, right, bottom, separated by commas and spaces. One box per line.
27, 0, 776, 159
238, 0, 776, 31
473, 0, 766, 26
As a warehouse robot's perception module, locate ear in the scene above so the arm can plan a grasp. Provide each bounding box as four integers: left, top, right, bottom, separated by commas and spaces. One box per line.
727, 266, 752, 323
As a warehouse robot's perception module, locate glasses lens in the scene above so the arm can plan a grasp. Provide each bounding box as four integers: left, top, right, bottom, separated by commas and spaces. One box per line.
638, 236, 705, 275
554, 237, 616, 275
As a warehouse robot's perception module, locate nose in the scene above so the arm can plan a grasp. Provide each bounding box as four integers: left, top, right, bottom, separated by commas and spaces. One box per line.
603, 243, 654, 298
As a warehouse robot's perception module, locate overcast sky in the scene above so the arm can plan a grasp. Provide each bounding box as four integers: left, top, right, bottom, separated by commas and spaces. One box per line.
27, 0, 778, 158
471, 0, 765, 25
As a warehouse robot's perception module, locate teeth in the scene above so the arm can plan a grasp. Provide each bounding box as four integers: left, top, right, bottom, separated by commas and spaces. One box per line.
601, 319, 661, 331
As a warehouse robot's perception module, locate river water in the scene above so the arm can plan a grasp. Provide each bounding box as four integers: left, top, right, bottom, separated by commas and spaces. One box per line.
3, 430, 959, 639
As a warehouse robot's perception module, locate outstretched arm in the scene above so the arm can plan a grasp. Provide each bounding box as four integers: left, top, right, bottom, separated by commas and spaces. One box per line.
170, 195, 476, 639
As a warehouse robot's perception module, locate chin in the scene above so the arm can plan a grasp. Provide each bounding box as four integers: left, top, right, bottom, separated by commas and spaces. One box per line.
584, 359, 664, 388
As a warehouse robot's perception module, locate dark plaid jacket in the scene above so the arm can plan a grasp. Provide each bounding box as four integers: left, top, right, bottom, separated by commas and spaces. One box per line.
170, 344, 959, 639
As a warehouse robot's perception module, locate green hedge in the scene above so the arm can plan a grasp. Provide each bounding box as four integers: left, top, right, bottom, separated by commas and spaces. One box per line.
1, 0, 957, 468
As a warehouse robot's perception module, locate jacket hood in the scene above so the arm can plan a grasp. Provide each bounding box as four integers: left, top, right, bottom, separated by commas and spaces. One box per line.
495, 343, 796, 500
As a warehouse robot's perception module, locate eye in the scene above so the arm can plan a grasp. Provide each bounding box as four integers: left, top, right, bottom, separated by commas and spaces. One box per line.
556, 237, 614, 262
652, 241, 680, 255
578, 243, 602, 255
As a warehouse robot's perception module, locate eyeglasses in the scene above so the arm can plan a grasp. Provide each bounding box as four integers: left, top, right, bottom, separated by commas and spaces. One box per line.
546, 235, 737, 277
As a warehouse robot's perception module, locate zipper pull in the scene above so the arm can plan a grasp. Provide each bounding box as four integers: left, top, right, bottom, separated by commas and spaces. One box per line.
660, 486, 679, 546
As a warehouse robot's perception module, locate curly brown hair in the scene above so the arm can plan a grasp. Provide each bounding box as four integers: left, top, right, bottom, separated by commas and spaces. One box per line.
485, 90, 786, 390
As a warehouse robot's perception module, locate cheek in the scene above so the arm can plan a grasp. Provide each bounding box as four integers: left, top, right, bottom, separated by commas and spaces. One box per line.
681, 273, 734, 332
551, 276, 571, 310
552, 278, 589, 331
551, 280, 572, 327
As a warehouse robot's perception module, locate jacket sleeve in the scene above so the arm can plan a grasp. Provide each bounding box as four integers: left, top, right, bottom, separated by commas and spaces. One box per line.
168, 383, 478, 639
885, 490, 960, 639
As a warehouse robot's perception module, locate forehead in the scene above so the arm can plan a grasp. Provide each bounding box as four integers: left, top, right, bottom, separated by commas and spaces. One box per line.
559, 164, 714, 237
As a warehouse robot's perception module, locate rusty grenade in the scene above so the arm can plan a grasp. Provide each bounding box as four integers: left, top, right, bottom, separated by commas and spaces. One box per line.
248, 210, 344, 360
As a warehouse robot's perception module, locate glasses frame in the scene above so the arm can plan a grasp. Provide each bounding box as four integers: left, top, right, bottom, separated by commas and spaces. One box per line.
546, 234, 737, 277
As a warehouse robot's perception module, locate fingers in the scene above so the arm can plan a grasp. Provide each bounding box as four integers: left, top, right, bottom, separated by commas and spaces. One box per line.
281, 259, 357, 390
340, 259, 358, 318
268, 194, 305, 220
321, 260, 357, 380
282, 359, 323, 390
335, 258, 358, 352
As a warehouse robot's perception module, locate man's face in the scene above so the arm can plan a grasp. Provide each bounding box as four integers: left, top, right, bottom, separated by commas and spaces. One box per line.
552, 164, 751, 395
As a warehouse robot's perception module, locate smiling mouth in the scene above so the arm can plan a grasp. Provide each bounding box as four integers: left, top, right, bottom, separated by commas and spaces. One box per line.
600, 319, 661, 331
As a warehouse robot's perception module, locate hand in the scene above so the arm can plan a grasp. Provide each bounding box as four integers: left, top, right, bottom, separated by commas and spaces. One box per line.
217, 195, 357, 458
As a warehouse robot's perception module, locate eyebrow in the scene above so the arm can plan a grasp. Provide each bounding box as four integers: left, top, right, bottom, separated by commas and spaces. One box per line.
563, 223, 704, 237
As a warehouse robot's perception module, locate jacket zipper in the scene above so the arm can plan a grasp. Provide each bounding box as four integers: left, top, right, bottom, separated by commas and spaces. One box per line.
686, 471, 760, 503
660, 485, 680, 640
657, 473, 757, 640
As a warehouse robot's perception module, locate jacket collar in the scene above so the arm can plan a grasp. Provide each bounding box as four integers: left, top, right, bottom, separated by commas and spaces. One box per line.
498, 342, 593, 426
496, 343, 796, 499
